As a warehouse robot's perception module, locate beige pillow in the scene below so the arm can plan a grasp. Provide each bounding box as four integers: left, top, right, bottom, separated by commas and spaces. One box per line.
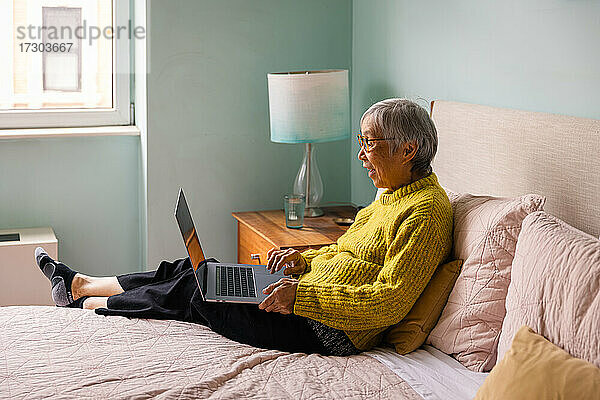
475, 326, 600, 400
498, 211, 600, 368
385, 259, 462, 354
427, 192, 545, 372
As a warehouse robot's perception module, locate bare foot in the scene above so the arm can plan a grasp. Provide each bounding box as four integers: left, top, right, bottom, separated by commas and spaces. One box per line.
82, 297, 108, 310
70, 274, 88, 301
70, 274, 124, 299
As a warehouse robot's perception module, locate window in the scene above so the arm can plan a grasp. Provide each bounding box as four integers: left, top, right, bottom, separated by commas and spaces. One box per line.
42, 7, 83, 93
0, 0, 132, 128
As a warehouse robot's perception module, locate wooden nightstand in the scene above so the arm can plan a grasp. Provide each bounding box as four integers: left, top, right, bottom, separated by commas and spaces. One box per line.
232, 206, 357, 265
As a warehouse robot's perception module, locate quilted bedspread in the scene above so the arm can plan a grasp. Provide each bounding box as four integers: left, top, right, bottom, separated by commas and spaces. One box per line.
0, 306, 420, 399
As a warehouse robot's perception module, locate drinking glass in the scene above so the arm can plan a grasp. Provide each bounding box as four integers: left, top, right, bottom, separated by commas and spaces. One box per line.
284, 194, 305, 229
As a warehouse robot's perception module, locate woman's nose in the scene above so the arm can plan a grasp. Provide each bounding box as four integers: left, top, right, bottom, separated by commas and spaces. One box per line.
358, 146, 366, 160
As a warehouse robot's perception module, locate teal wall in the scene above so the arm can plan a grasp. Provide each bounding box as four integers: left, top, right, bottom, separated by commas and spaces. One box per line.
146, 0, 352, 266
0, 136, 142, 276
351, 0, 600, 205
0, 1, 351, 278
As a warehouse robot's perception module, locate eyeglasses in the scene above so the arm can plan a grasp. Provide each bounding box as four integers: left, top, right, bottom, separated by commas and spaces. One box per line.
356, 134, 394, 152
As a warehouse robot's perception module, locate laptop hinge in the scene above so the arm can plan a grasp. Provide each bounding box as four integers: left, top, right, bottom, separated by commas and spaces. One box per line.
203, 263, 209, 298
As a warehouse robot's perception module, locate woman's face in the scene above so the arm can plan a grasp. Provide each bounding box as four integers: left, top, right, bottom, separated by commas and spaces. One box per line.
358, 115, 416, 190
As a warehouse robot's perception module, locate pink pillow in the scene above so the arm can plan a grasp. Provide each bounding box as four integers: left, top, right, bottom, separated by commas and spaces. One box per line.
427, 192, 545, 372
497, 211, 600, 367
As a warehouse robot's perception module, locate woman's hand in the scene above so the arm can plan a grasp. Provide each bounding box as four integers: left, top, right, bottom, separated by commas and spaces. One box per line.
266, 248, 307, 275
258, 278, 298, 314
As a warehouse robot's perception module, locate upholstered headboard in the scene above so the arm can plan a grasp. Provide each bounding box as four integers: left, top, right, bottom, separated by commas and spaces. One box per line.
431, 100, 600, 237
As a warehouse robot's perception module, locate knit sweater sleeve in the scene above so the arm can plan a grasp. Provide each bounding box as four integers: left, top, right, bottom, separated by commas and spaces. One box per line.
294, 213, 448, 331
301, 244, 338, 273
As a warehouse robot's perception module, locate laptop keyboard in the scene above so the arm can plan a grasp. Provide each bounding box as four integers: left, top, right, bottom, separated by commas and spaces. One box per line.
215, 265, 256, 298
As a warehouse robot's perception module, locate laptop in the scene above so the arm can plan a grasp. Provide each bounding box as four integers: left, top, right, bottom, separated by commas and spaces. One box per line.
174, 188, 284, 304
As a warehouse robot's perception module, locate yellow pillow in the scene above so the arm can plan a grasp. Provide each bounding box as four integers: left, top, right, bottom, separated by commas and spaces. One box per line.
384, 259, 462, 354
475, 326, 600, 400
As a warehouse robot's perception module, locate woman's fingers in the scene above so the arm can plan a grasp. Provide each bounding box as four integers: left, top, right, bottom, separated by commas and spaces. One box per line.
277, 249, 301, 272
267, 249, 303, 274
282, 258, 301, 275
258, 279, 297, 314
264, 302, 278, 313
269, 252, 286, 273
283, 253, 305, 275
274, 249, 295, 272
258, 292, 275, 310
268, 249, 291, 273
266, 247, 279, 270
266, 248, 280, 271
268, 251, 285, 273
283, 263, 301, 275
262, 281, 278, 295
259, 287, 281, 312
262, 278, 287, 295
259, 299, 273, 311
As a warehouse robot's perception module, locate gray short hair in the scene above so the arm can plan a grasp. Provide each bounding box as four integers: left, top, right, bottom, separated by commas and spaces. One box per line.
360, 98, 438, 175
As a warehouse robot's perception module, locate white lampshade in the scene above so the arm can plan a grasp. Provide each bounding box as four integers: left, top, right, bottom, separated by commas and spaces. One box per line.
267, 69, 350, 143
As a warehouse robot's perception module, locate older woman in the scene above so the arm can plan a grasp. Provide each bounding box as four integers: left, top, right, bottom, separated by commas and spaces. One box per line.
35, 98, 451, 356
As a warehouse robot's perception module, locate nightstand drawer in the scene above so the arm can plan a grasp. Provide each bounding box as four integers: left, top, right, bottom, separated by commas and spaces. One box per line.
233, 206, 355, 266
237, 223, 273, 265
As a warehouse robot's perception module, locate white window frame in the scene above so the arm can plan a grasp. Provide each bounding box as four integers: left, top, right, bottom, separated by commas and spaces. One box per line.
0, 0, 131, 129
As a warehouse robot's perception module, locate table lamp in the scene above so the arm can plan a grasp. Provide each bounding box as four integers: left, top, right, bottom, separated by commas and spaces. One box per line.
267, 69, 349, 217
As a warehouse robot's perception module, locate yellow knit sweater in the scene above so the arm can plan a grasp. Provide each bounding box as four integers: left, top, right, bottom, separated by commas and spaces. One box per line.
294, 173, 453, 350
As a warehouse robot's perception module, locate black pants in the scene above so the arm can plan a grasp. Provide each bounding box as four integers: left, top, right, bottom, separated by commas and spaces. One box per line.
94, 258, 331, 354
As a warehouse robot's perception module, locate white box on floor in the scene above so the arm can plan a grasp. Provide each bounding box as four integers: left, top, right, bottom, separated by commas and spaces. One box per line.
0, 227, 57, 306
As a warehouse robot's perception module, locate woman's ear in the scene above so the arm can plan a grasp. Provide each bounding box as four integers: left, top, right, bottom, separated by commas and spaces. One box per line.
402, 141, 418, 164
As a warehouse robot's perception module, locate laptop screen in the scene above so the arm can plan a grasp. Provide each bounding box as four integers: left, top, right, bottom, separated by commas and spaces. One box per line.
175, 189, 206, 271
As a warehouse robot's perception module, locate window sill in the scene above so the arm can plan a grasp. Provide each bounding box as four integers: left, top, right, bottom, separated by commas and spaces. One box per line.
0, 126, 140, 140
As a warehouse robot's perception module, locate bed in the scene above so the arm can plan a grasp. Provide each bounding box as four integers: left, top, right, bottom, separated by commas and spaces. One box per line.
0, 306, 420, 399
1, 100, 598, 399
